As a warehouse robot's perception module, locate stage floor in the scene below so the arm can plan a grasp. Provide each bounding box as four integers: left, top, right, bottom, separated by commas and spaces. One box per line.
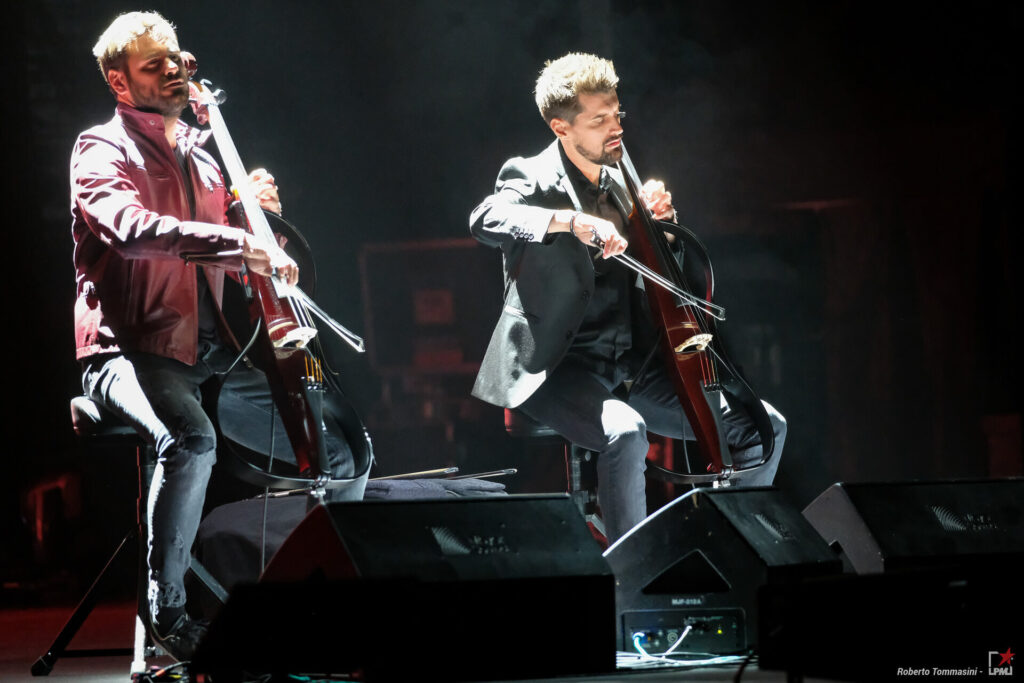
0, 602, 831, 683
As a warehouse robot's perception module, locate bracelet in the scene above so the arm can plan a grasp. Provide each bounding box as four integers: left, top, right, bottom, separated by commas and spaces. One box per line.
568, 211, 582, 237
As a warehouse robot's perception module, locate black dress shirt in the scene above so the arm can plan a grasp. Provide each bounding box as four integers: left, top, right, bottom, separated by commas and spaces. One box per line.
558, 146, 635, 379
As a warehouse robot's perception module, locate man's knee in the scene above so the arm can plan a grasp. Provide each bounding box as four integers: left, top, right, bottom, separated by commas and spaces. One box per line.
773, 411, 788, 442
768, 412, 786, 477
605, 423, 649, 462
601, 400, 648, 458
159, 432, 217, 471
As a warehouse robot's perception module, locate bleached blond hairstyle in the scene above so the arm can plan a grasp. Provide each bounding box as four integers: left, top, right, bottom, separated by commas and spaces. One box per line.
534, 53, 619, 124
92, 11, 178, 84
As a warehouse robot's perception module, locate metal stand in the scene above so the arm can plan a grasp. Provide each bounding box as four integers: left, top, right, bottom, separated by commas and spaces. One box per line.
32, 445, 154, 676
31, 443, 227, 677
567, 444, 606, 539
504, 409, 606, 542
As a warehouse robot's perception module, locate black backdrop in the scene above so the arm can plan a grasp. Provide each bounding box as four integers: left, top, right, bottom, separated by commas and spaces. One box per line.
3, 0, 1019, 593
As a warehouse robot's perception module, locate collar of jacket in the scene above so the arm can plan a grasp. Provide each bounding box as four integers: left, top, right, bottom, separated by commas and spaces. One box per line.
539, 140, 583, 211
544, 138, 632, 217
115, 102, 212, 156
544, 139, 569, 178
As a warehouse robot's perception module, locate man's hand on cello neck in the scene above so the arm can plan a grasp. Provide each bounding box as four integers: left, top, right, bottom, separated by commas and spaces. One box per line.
248, 168, 282, 216
640, 179, 676, 222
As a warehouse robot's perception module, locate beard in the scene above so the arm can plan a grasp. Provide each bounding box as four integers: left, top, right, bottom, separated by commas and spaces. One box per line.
126, 73, 188, 117
575, 139, 623, 166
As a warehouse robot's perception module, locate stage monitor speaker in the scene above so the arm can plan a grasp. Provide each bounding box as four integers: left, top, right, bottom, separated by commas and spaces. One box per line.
802, 478, 1024, 574
604, 487, 841, 656
190, 495, 615, 682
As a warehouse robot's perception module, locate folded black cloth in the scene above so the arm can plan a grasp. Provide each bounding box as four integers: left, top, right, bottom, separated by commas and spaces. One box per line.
364, 477, 507, 499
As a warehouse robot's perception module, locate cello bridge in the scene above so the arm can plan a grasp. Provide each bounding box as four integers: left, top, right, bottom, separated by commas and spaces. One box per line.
675, 333, 713, 354
269, 324, 318, 349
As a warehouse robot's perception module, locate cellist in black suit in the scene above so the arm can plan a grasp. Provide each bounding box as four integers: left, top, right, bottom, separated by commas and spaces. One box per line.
470, 53, 787, 544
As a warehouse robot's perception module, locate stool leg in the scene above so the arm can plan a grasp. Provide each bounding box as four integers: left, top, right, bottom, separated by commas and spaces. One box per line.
565, 445, 585, 517
30, 529, 137, 676
566, 445, 607, 544
39, 410, 170, 677
131, 614, 148, 675
134, 504, 154, 671
135, 444, 159, 669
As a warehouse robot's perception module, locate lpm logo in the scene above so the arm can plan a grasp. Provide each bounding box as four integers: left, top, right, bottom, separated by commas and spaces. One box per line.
988, 648, 1014, 676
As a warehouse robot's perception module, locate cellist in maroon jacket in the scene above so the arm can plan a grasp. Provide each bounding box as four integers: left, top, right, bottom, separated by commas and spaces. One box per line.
71, 11, 304, 660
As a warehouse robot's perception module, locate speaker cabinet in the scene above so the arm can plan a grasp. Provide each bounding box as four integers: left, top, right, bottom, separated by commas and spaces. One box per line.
758, 479, 1024, 680
802, 478, 1024, 573
191, 495, 615, 681
604, 487, 840, 655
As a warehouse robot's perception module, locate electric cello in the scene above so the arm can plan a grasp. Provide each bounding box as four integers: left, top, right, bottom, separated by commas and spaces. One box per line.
187, 70, 372, 495
599, 142, 777, 485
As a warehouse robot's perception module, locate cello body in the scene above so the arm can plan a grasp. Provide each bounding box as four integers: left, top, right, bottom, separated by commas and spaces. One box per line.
215, 208, 373, 493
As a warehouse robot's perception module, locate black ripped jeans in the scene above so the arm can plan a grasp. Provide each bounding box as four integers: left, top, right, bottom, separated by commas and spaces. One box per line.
82, 341, 358, 624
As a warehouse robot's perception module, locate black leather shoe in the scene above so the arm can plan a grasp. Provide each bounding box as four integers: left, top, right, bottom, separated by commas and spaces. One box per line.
151, 613, 208, 662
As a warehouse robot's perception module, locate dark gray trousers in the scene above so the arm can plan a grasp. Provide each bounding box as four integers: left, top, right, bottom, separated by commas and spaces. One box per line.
82, 341, 357, 622
519, 356, 786, 543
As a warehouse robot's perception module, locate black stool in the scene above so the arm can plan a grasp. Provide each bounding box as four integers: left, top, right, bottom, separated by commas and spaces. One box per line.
32, 397, 226, 677
503, 409, 606, 541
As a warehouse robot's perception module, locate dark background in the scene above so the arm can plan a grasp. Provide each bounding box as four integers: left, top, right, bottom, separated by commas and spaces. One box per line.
3, 0, 1020, 597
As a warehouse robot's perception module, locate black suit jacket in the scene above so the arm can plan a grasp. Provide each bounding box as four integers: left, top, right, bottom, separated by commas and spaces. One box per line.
469, 140, 633, 408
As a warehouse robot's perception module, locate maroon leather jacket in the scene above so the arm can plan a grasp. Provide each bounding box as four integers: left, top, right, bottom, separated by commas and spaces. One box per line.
71, 103, 248, 365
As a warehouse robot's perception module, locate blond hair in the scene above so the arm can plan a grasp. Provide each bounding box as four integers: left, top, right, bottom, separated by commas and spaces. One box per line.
534, 53, 619, 123
92, 11, 178, 84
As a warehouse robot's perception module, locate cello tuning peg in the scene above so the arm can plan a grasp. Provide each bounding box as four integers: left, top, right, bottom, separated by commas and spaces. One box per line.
198, 79, 227, 105
181, 51, 198, 77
